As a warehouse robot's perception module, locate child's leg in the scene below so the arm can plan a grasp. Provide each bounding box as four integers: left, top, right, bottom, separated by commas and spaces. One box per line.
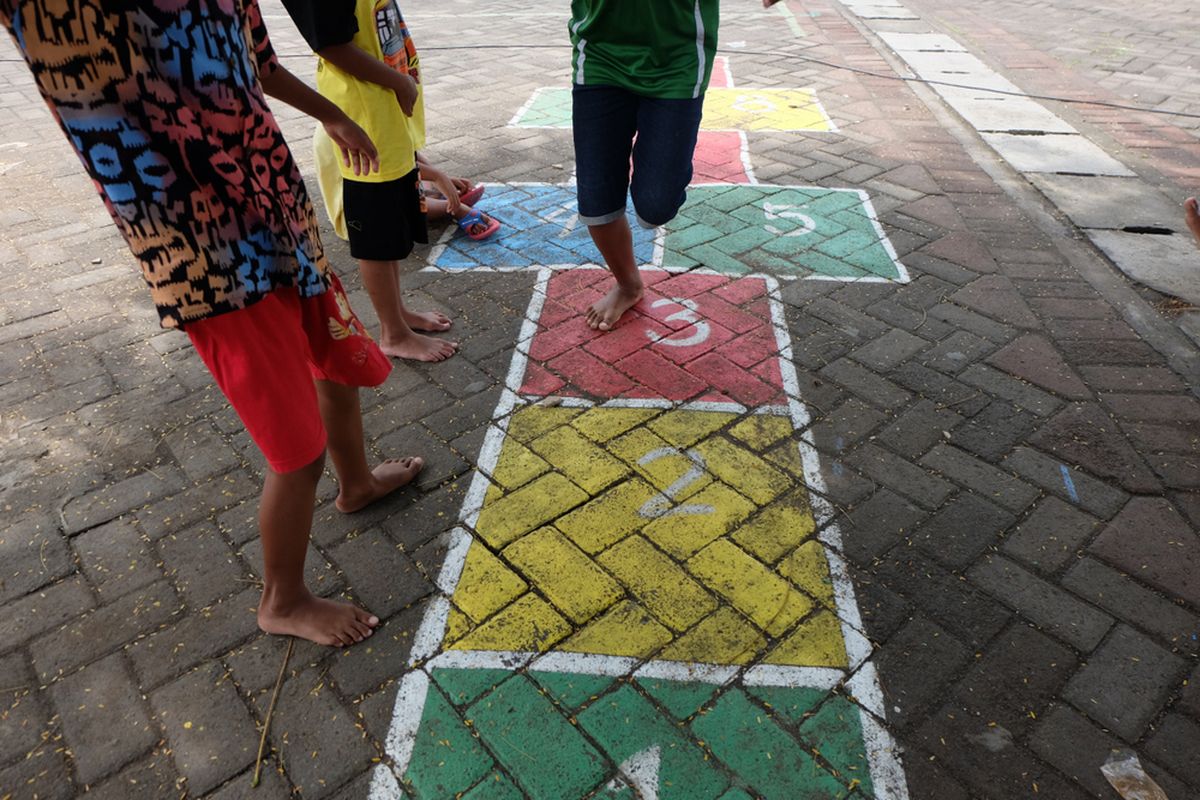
1186, 197, 1200, 248
315, 378, 424, 513
256, 453, 379, 646
585, 217, 644, 331
573, 85, 644, 330
359, 258, 458, 358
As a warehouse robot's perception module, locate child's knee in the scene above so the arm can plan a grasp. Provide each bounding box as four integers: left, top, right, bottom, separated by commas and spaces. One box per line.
631, 189, 685, 229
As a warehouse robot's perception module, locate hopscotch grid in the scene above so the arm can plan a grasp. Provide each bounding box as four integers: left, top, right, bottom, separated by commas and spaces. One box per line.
424, 182, 909, 284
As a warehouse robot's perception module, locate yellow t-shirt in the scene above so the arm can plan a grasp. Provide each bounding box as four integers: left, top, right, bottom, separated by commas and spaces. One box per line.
315, 0, 427, 182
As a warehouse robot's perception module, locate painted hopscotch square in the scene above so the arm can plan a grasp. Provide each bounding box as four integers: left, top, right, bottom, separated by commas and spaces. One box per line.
665, 184, 909, 282
442, 405, 849, 670
511, 87, 834, 132
429, 183, 656, 270
405, 668, 874, 798
520, 270, 786, 406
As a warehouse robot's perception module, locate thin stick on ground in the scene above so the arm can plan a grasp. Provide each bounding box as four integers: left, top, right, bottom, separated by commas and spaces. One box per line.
252, 637, 294, 788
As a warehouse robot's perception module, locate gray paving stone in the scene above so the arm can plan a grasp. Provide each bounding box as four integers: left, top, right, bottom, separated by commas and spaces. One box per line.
806, 398, 888, 452
1002, 446, 1129, 519
848, 443, 956, 510
151, 661, 258, 795
968, 554, 1113, 651
849, 329, 929, 371
1146, 715, 1200, 784
841, 489, 928, 565
947, 399, 1038, 462
0, 514, 73, 604
913, 493, 1016, 569
918, 330, 994, 373
874, 616, 973, 728
1030, 704, 1184, 798
919, 444, 1040, 514
49, 652, 157, 784
83, 749, 181, 800
164, 420, 241, 483
1031, 402, 1162, 494
253, 666, 375, 800
327, 602, 427, 698
875, 552, 1011, 649
72, 517, 160, 601
0, 576, 94, 653
0, 743, 76, 800
157, 522, 248, 609
1065, 625, 1188, 740
203, 764, 294, 799
1089, 497, 1200, 608
928, 302, 1015, 343
819, 358, 913, 411
887, 362, 990, 416
238, 538, 342, 601
329, 529, 433, 621
0, 652, 46, 766
30, 580, 180, 682
1003, 498, 1100, 574
127, 588, 260, 689
61, 466, 188, 535
877, 399, 965, 459
135, 470, 261, 541
952, 623, 1078, 736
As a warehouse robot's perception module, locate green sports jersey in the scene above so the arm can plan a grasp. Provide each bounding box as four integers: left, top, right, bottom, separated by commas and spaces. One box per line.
570, 0, 720, 99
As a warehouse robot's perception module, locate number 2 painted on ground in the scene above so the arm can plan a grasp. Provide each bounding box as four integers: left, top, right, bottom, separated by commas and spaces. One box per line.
637, 447, 716, 519
646, 297, 711, 348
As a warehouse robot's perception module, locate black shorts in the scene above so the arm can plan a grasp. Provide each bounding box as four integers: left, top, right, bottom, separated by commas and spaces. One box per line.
343, 168, 428, 261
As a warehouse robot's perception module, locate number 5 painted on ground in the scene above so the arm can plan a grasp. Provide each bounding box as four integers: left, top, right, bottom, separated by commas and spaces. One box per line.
646, 297, 711, 348
763, 202, 816, 237
637, 447, 716, 519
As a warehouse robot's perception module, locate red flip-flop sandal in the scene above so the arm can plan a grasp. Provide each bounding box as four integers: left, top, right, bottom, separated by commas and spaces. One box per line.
460, 184, 485, 206
457, 209, 500, 241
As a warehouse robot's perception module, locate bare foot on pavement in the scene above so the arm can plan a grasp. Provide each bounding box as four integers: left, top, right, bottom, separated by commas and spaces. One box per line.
336, 456, 424, 513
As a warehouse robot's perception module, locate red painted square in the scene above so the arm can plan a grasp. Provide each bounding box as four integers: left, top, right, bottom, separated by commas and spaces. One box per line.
521, 270, 785, 406
693, 132, 751, 184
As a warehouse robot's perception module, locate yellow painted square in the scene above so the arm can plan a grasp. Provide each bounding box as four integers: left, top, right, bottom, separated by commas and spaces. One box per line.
486, 437, 551, 491
702, 88, 833, 132
597, 535, 717, 633
692, 436, 793, 506
504, 406, 583, 444
451, 594, 571, 653
474, 472, 590, 549
609, 427, 714, 503
727, 414, 794, 451
557, 478, 657, 554
453, 541, 528, 623
560, 600, 673, 659
658, 607, 766, 665
642, 482, 756, 559
529, 426, 629, 494
731, 493, 816, 565
647, 409, 734, 448
571, 407, 660, 443
686, 540, 813, 637
504, 527, 622, 624
777, 539, 837, 609
763, 610, 848, 668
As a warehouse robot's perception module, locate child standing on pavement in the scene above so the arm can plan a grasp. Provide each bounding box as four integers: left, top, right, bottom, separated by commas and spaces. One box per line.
282, 0, 468, 363
0, 0, 423, 647
570, 0, 780, 331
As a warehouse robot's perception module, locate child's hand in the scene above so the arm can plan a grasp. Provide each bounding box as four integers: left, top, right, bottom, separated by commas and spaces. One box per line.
422, 165, 462, 216
324, 117, 380, 176
394, 73, 418, 117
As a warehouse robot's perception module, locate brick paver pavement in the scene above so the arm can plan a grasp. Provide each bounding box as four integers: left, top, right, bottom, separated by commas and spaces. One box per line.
1, 0, 1198, 798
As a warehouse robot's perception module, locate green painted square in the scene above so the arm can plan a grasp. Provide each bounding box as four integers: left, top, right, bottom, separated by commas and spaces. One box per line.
797, 697, 876, 795
744, 685, 828, 726
403, 685, 494, 799
462, 773, 525, 800
663, 186, 905, 281
717, 789, 755, 800
636, 676, 722, 721
469, 674, 607, 799
530, 670, 616, 711
577, 685, 730, 800
692, 689, 854, 799
432, 667, 513, 708
513, 88, 572, 128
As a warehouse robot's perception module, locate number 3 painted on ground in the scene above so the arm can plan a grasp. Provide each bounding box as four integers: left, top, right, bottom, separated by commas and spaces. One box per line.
763, 202, 816, 237
646, 297, 711, 348
637, 447, 716, 519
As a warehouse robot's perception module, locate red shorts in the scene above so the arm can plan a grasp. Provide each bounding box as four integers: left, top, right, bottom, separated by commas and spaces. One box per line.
186, 274, 391, 473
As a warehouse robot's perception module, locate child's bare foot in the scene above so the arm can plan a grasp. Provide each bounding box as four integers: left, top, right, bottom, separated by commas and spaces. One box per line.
381, 332, 458, 362
258, 591, 378, 647
336, 456, 425, 513
404, 308, 452, 332
587, 283, 644, 331
1185, 197, 1200, 248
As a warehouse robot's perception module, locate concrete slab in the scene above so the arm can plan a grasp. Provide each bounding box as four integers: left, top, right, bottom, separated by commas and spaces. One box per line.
844, 4, 920, 19
1028, 174, 1185, 231
982, 133, 1135, 176
878, 32, 967, 52
935, 88, 1078, 133
1088, 230, 1200, 305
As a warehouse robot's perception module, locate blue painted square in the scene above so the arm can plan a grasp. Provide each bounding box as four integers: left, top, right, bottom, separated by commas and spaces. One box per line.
430, 183, 657, 270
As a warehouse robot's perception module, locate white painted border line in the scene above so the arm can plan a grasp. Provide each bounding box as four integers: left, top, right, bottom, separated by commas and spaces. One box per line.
743, 664, 844, 691
767, 276, 910, 800
507, 86, 553, 127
